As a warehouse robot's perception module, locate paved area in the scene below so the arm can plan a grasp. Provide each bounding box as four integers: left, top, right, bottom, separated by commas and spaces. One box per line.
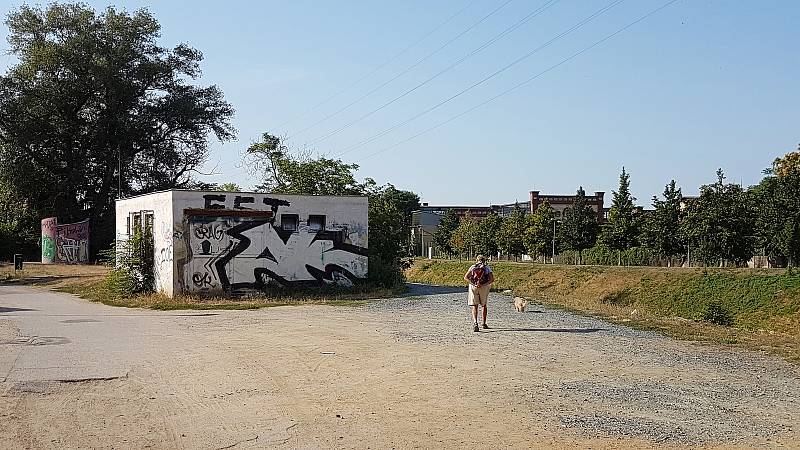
1, 284, 799, 449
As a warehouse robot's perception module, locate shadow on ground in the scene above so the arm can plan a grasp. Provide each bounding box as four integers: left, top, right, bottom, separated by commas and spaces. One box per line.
483, 328, 606, 334
404, 283, 466, 296
0, 306, 37, 313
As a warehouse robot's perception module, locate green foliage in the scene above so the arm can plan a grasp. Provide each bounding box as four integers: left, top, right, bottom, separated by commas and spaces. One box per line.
641, 180, 684, 261
0, 3, 235, 257
599, 167, 639, 251
497, 204, 527, 258
475, 212, 502, 257
216, 183, 242, 192
702, 301, 733, 326
560, 187, 599, 263
753, 148, 800, 265
450, 214, 479, 257
247, 133, 364, 195
247, 134, 419, 288
110, 226, 155, 295
680, 169, 755, 266
523, 201, 557, 258
0, 181, 39, 260
433, 210, 460, 255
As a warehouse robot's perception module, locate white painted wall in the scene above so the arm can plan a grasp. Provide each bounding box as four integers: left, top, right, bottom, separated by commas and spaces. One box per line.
116, 190, 369, 297
115, 191, 174, 296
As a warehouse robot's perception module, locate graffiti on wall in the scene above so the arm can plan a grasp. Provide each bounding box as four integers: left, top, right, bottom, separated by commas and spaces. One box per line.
184, 197, 368, 293
56, 220, 90, 264
41, 217, 57, 264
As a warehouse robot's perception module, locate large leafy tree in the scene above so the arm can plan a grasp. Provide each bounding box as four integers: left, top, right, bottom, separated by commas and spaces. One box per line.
560, 187, 599, 264
600, 167, 639, 252
497, 204, 527, 258
523, 201, 557, 259
680, 169, 755, 266
0, 4, 235, 256
640, 180, 684, 264
433, 209, 460, 256
753, 146, 800, 265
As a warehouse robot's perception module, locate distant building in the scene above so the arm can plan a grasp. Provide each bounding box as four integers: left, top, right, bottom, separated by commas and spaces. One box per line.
529, 189, 605, 222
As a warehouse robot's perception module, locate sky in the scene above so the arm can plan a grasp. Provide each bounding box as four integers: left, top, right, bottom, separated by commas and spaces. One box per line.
0, 0, 797, 207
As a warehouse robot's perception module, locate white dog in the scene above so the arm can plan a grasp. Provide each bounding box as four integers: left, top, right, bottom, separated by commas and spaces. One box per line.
513, 296, 528, 312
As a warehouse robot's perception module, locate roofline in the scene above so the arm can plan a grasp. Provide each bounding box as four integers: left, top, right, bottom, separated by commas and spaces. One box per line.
116, 188, 368, 201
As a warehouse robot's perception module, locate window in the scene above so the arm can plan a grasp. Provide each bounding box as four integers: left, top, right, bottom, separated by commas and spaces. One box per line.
281, 214, 299, 232
126, 216, 131, 236
144, 212, 154, 232
308, 215, 326, 231
132, 212, 142, 233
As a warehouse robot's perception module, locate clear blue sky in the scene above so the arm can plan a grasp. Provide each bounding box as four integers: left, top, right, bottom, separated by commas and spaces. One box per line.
1, 0, 797, 206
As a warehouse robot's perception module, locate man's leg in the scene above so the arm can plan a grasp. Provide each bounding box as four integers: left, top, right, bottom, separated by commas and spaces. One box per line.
482, 304, 488, 327
471, 305, 479, 324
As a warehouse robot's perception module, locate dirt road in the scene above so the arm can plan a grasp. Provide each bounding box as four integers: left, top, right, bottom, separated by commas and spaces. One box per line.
1, 284, 798, 449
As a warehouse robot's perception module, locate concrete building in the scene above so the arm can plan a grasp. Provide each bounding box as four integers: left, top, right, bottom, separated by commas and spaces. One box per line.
116, 190, 368, 297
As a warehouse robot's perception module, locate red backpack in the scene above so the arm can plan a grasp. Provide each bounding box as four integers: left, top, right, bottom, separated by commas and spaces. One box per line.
471, 263, 489, 285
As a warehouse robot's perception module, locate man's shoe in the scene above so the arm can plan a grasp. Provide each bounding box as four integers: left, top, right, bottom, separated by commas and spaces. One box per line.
482, 323, 490, 329
473, 324, 480, 332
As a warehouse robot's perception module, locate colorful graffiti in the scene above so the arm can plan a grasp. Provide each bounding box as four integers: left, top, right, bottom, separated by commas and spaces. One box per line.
42, 218, 90, 264
41, 217, 57, 264
184, 197, 368, 293
56, 219, 90, 264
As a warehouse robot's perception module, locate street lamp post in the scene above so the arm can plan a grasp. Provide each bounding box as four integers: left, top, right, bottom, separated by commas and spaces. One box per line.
552, 219, 557, 264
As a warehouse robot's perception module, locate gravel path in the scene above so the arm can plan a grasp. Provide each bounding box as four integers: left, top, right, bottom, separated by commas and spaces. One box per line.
1, 283, 798, 449
366, 284, 800, 447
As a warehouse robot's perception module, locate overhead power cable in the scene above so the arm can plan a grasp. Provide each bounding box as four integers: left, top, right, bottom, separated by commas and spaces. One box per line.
287, 0, 514, 139
334, 0, 625, 157
302, 0, 562, 146
274, 0, 476, 131
358, 0, 682, 162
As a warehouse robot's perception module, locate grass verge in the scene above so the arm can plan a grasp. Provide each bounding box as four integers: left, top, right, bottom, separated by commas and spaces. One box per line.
407, 260, 800, 363
1, 263, 399, 310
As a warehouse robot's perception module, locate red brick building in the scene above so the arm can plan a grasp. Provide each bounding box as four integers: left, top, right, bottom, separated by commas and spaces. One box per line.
529, 188, 605, 222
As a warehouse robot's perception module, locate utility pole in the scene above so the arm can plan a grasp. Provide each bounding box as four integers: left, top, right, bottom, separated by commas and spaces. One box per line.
552, 219, 556, 264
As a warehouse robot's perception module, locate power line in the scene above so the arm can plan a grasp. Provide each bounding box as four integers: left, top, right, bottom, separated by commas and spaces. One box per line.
287, 0, 514, 140
302, 0, 562, 146
358, 0, 682, 163
334, 0, 624, 158
274, 1, 476, 131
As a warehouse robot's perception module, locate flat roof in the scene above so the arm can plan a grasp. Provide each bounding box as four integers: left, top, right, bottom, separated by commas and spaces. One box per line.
116, 188, 367, 201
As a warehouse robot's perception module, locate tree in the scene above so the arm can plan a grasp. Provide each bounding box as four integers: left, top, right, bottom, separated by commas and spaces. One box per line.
599, 167, 639, 256
523, 201, 557, 259
497, 204, 527, 259
246, 133, 363, 195
680, 169, 755, 266
641, 180, 684, 264
0, 4, 235, 256
560, 187, 599, 264
451, 214, 479, 258
216, 183, 242, 192
247, 135, 419, 286
474, 212, 502, 257
433, 210, 460, 256
753, 146, 800, 265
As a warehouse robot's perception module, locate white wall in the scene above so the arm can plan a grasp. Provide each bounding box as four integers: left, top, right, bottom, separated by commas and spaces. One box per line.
115, 191, 175, 296
171, 191, 368, 295
116, 190, 369, 296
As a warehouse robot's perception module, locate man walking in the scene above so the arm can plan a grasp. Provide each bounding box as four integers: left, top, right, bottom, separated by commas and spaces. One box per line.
464, 255, 495, 332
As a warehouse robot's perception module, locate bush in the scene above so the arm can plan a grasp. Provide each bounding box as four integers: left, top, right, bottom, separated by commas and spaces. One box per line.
368, 255, 406, 289
109, 226, 155, 295
702, 300, 733, 326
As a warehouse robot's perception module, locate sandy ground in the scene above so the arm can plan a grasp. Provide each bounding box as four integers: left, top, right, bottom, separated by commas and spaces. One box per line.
1, 284, 799, 449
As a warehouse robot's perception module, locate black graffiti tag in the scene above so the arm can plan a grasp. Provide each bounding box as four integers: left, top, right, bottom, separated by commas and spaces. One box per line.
192, 272, 215, 288
194, 224, 225, 240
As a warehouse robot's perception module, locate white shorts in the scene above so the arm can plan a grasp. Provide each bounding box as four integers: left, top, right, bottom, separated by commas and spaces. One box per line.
468, 284, 491, 306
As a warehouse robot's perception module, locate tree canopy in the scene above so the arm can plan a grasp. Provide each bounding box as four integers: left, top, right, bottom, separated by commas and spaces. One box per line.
640, 180, 684, 262
600, 167, 639, 251
560, 187, 599, 263
0, 3, 235, 256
